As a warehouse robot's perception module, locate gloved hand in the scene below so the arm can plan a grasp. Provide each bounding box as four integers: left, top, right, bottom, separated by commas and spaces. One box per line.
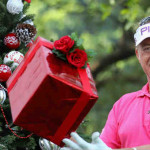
60, 132, 112, 150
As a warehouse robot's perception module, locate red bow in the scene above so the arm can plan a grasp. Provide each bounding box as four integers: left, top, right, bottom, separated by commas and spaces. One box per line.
24, 0, 31, 3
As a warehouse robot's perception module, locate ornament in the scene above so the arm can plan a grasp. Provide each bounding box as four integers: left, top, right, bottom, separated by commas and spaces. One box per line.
39, 138, 60, 150
24, 0, 31, 3
15, 23, 37, 45
4, 51, 24, 70
6, 0, 23, 15
4, 33, 20, 50
0, 65, 11, 82
0, 88, 6, 104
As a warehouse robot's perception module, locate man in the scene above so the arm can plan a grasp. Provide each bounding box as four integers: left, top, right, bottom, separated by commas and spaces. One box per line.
60, 17, 150, 150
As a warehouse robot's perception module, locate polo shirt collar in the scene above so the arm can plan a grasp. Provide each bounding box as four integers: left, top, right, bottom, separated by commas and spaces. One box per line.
137, 82, 150, 98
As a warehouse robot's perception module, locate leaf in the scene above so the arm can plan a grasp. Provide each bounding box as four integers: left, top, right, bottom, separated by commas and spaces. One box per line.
78, 44, 84, 50
86, 49, 97, 62
50, 38, 54, 42
69, 48, 75, 53
82, 63, 87, 69
23, 3, 30, 14
76, 38, 83, 47
70, 32, 78, 41
52, 49, 67, 61
99, 3, 112, 20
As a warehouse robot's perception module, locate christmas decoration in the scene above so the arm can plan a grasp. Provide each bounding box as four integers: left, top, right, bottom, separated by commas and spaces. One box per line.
0, 88, 6, 104
53, 33, 94, 68
39, 138, 59, 150
4, 33, 20, 50
6, 0, 24, 15
67, 48, 88, 68
15, 23, 37, 45
24, 0, 31, 3
7, 37, 98, 147
0, 64, 11, 82
4, 51, 24, 70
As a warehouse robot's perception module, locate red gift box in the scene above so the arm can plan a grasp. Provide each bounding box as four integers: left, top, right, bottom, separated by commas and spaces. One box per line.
7, 37, 98, 146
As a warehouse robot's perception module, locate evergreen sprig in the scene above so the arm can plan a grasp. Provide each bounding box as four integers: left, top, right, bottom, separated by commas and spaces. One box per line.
23, 3, 30, 14
20, 14, 35, 23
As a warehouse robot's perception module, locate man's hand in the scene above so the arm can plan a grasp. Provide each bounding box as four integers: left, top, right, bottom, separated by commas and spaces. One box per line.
60, 132, 112, 150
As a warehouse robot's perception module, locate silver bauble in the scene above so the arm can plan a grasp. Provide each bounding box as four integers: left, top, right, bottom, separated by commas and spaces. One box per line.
0, 89, 6, 104
39, 138, 60, 150
6, 0, 23, 15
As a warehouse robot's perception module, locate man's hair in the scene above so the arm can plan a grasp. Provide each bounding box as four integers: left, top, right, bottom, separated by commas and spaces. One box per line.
139, 16, 150, 26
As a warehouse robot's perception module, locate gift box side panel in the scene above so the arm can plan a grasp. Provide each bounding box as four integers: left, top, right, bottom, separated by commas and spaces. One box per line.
56, 96, 98, 147
14, 75, 83, 138
8, 45, 48, 123
67, 96, 98, 133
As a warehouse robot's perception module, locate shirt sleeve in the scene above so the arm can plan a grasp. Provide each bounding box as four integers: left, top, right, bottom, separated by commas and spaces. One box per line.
100, 105, 121, 149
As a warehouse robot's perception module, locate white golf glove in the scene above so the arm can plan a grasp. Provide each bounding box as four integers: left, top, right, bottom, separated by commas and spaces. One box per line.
60, 132, 112, 150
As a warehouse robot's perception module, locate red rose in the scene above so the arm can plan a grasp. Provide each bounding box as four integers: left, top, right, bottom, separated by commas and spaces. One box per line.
67, 49, 88, 68
54, 36, 74, 53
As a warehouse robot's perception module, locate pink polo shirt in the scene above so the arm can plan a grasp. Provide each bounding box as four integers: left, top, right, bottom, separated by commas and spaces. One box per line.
100, 83, 150, 148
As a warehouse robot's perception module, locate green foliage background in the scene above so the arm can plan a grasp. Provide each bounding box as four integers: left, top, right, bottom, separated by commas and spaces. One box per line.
25, 0, 150, 139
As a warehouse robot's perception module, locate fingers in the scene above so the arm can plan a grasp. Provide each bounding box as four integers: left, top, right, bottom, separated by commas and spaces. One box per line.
60, 147, 71, 150
91, 132, 102, 144
62, 138, 81, 150
92, 132, 100, 140
70, 132, 88, 147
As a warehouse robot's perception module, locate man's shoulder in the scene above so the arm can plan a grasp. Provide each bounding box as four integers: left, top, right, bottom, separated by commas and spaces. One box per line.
113, 90, 141, 108
112, 90, 141, 119
120, 90, 140, 100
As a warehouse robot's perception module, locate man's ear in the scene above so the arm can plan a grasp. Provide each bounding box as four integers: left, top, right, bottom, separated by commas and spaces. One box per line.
135, 48, 140, 61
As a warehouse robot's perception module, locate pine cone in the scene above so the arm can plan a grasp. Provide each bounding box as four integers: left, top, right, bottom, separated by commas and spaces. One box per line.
15, 23, 37, 45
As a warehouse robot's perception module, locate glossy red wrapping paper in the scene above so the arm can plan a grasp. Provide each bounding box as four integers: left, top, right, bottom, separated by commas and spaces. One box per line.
6, 37, 99, 146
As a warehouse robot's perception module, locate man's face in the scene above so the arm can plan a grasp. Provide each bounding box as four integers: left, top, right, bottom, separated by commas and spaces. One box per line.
136, 38, 150, 79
